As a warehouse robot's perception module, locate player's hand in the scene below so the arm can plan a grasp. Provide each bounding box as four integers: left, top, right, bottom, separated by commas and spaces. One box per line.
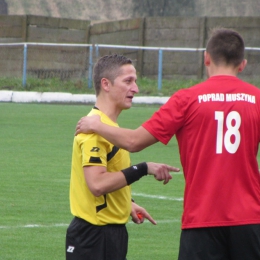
147, 162, 180, 184
75, 114, 101, 136
131, 201, 156, 225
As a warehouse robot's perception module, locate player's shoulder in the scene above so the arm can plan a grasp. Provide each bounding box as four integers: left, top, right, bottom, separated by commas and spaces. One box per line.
171, 83, 201, 102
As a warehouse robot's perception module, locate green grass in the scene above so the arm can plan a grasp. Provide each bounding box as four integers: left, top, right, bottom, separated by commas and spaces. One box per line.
0, 76, 202, 96
1, 76, 260, 97
0, 103, 184, 260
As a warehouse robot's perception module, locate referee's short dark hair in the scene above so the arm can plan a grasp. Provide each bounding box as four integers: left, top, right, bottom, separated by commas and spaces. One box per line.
93, 54, 133, 96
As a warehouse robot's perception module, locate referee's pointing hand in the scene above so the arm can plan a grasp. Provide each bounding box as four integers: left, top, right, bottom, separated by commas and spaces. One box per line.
147, 162, 180, 184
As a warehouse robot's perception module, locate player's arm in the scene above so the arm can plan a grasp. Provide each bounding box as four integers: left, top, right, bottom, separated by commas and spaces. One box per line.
76, 115, 157, 152
84, 162, 180, 196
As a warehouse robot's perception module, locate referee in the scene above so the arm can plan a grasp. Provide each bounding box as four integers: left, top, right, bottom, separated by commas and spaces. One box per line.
65, 54, 179, 260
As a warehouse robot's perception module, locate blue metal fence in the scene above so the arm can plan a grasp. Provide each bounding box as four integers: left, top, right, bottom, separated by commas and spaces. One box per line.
1, 42, 259, 90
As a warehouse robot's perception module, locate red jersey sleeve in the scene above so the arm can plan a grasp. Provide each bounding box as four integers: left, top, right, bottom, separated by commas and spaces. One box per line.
142, 89, 190, 145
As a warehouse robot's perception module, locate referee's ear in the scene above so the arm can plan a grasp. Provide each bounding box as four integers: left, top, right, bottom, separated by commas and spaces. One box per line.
101, 78, 111, 92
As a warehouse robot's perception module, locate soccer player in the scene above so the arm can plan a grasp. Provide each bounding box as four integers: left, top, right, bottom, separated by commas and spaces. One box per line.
66, 54, 179, 260
75, 28, 260, 259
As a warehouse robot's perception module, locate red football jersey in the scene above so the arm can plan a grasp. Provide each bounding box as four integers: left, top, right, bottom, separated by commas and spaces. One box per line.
142, 75, 260, 229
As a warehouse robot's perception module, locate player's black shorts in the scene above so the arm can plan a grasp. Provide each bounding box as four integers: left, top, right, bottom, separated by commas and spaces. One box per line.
178, 224, 260, 260
66, 217, 128, 260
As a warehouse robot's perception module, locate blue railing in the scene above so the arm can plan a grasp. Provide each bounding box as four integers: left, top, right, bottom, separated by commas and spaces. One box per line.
1, 43, 259, 90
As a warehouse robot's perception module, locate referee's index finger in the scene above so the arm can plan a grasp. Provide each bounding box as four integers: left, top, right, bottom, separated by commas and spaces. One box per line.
167, 165, 180, 172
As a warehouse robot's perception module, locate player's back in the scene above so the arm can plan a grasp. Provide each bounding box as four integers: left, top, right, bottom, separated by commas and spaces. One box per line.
179, 75, 260, 228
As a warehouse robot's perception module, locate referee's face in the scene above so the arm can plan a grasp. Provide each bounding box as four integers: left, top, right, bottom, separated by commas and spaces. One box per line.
110, 64, 139, 110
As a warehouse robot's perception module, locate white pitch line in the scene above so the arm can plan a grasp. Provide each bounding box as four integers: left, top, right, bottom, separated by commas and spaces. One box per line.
131, 192, 183, 201
171, 171, 183, 175
0, 219, 180, 230
0, 195, 182, 230
128, 219, 181, 224
0, 223, 68, 229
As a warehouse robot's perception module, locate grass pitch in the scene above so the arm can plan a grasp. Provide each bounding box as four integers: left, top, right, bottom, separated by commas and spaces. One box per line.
0, 102, 184, 260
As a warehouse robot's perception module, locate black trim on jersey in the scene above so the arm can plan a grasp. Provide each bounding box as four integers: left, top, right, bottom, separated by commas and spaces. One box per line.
96, 194, 107, 212
93, 106, 99, 110
89, 156, 102, 163
107, 146, 120, 162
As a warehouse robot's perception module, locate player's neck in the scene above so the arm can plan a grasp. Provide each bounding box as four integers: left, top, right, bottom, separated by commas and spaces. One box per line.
95, 100, 120, 123
207, 66, 239, 78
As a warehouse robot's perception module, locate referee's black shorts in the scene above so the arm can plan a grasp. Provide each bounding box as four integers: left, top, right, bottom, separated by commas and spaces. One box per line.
66, 217, 128, 260
178, 224, 260, 260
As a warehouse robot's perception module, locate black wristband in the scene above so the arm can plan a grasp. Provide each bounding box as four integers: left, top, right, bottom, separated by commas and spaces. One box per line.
122, 162, 148, 185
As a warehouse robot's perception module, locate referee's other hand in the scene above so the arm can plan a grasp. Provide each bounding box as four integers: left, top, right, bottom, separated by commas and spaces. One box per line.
131, 202, 157, 225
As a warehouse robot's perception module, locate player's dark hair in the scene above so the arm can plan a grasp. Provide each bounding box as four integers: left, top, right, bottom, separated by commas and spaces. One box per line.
206, 28, 245, 67
93, 54, 133, 96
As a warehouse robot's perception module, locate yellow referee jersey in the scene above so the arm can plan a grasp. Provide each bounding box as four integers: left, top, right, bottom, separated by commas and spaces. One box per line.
69, 108, 131, 225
